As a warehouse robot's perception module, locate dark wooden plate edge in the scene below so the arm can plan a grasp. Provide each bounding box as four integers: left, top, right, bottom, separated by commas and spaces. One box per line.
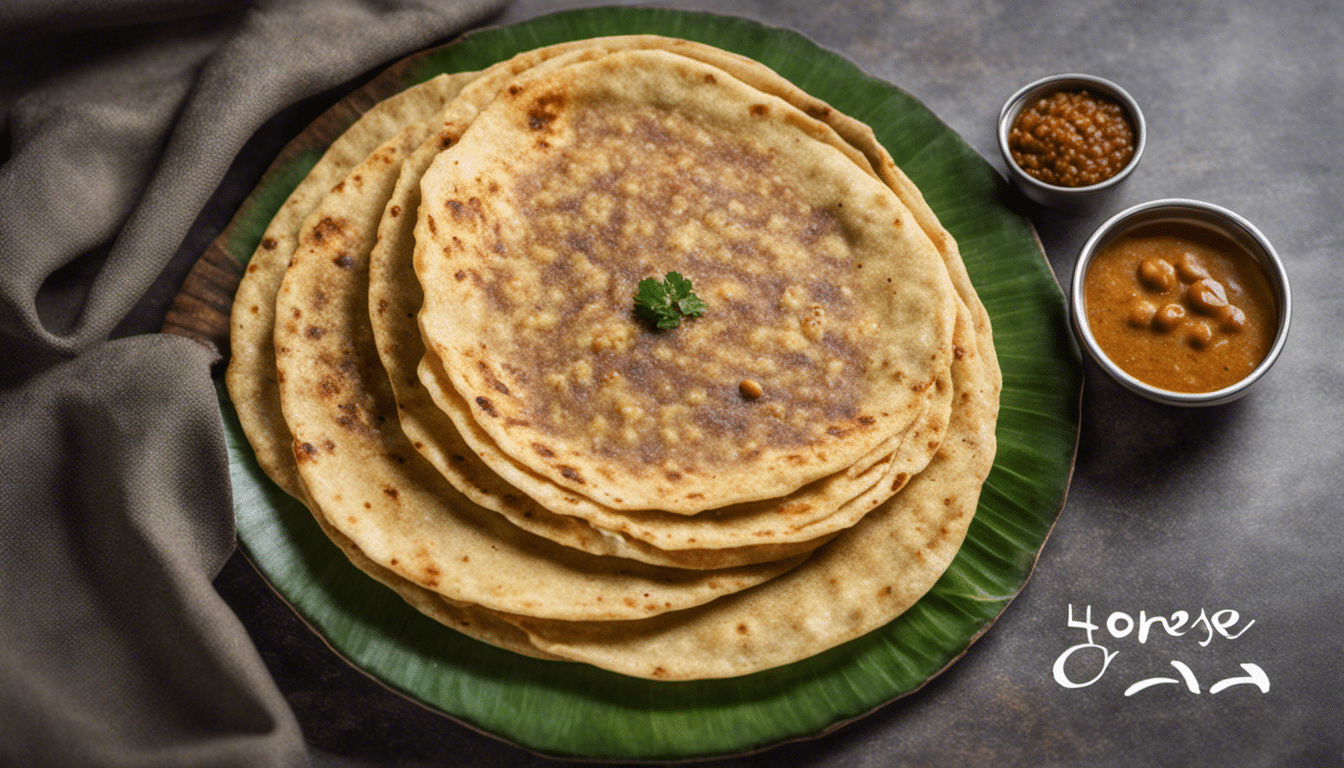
158, 57, 426, 366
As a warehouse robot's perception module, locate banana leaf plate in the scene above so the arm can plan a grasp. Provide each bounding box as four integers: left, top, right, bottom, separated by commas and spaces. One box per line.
185, 6, 1081, 761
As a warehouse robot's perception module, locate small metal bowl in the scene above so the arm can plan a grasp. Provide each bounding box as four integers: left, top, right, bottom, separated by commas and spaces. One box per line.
1070, 199, 1292, 406
998, 73, 1146, 208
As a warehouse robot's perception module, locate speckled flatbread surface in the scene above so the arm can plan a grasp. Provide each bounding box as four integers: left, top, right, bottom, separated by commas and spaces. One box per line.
414, 48, 958, 514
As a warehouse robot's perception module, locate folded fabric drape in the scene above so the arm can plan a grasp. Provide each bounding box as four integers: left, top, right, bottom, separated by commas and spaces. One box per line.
0, 2, 506, 765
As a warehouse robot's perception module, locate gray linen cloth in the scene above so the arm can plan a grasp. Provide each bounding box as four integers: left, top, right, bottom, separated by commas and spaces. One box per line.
0, 1, 505, 765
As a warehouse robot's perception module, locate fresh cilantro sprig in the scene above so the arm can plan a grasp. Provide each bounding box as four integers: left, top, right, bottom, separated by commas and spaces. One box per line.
634, 271, 707, 329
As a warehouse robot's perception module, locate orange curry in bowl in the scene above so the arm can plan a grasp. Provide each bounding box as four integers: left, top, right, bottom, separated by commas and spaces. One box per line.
1083, 224, 1278, 393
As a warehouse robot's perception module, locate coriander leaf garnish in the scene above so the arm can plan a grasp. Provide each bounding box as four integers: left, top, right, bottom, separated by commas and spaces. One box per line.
635, 271, 707, 329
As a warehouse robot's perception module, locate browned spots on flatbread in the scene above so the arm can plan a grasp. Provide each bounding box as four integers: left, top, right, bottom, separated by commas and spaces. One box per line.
294, 441, 318, 462
531, 443, 555, 458
806, 104, 833, 120
559, 466, 584, 484
954, 345, 966, 360
439, 131, 456, 150
383, 485, 399, 500
304, 325, 326, 340
665, 471, 682, 482
426, 215, 437, 235
332, 253, 355, 269
332, 180, 345, 193
749, 103, 769, 117
333, 402, 380, 438
780, 502, 813, 517
528, 91, 565, 131
650, 667, 670, 679
891, 472, 909, 490
389, 205, 401, 218
477, 360, 510, 394
445, 198, 482, 221
475, 396, 498, 417
261, 237, 278, 250
454, 270, 466, 281
704, 73, 717, 84
311, 216, 344, 245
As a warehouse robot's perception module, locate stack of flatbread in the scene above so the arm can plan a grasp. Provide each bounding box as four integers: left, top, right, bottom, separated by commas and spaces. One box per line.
226, 35, 1001, 680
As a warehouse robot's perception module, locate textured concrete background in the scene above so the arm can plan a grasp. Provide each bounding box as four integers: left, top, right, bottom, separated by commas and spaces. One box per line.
193, 1, 1343, 765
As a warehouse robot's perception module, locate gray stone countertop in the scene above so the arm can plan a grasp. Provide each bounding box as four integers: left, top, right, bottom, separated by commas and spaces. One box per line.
199, 1, 1343, 765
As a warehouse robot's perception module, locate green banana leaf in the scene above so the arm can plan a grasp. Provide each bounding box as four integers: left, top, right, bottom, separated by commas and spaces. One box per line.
221, 6, 1081, 760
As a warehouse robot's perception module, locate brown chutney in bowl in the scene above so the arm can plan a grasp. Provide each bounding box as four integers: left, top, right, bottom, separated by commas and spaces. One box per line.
1008, 89, 1136, 188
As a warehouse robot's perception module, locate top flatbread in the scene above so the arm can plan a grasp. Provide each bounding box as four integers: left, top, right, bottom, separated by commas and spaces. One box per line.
414, 48, 959, 513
